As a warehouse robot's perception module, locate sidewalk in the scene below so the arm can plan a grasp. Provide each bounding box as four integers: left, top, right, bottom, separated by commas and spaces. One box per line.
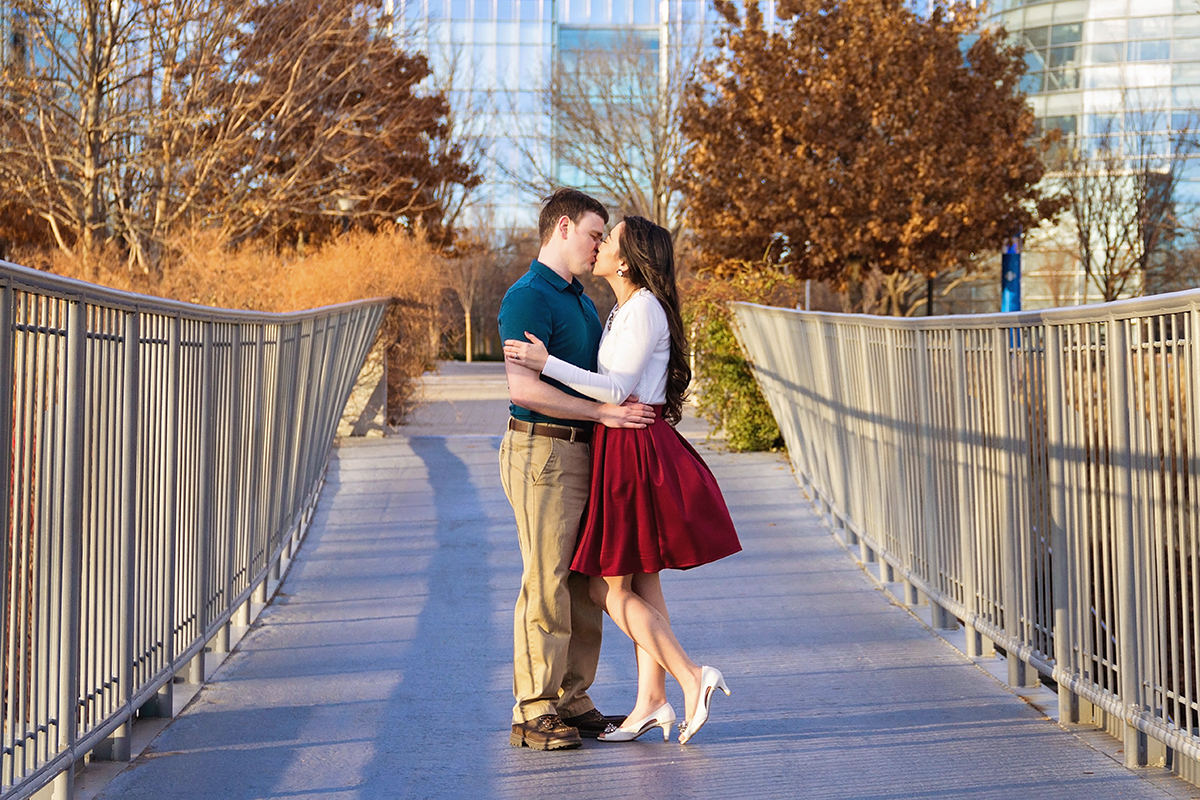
95, 363, 1196, 799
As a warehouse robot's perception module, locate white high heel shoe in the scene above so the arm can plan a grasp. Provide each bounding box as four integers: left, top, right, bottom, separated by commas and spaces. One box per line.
598, 702, 677, 742
678, 666, 730, 744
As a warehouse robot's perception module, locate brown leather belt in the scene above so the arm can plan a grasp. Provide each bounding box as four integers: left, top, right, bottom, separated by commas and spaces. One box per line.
507, 418, 592, 443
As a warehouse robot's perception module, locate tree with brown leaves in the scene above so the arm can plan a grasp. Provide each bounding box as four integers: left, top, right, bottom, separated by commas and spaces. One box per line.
680, 0, 1059, 290
187, 0, 479, 251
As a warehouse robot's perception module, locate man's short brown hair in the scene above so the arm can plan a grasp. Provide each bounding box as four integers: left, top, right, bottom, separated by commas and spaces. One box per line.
538, 188, 609, 245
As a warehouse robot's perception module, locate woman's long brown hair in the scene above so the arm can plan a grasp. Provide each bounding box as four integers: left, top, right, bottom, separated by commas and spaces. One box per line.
617, 216, 691, 425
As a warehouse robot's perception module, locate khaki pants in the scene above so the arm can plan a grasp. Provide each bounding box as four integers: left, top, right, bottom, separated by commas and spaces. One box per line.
499, 429, 602, 724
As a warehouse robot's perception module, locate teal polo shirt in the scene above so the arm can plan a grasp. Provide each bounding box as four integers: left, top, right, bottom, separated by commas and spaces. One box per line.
499, 260, 602, 427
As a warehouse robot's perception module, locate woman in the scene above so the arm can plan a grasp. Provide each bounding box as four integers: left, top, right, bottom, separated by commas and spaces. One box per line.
503, 216, 741, 744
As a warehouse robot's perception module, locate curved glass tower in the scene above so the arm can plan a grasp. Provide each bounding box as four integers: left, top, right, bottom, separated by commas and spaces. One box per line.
986, 0, 1200, 304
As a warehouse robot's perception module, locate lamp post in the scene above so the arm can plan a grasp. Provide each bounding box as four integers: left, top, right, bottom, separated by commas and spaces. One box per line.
1001, 233, 1021, 312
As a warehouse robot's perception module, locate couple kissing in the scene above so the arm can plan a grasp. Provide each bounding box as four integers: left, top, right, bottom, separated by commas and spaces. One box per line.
498, 188, 741, 750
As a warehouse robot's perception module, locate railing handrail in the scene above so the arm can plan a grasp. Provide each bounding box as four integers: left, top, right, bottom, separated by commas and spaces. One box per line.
0, 258, 394, 322
736, 283, 1200, 328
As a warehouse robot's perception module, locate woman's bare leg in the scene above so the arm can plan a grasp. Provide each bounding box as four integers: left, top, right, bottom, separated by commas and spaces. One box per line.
631, 572, 703, 721
591, 574, 701, 723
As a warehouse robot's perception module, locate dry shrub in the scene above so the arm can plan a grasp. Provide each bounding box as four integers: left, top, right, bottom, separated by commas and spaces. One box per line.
10, 225, 444, 422
681, 267, 801, 451
275, 227, 443, 422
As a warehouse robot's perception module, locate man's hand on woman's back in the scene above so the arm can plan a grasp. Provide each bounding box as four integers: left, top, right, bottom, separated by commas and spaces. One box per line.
598, 398, 655, 429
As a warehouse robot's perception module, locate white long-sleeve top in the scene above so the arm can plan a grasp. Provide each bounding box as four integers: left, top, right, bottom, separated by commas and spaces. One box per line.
541, 288, 669, 405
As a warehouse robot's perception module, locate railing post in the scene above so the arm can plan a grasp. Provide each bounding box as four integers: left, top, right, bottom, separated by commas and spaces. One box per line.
189, 321, 215, 682
0, 284, 12, 763
306, 315, 336, 510
53, 299, 87, 800
885, 327, 920, 605
993, 326, 1028, 687
224, 324, 243, 633
915, 330, 943, 618
829, 321, 853, 535
952, 329, 979, 652
857, 323, 888, 573
1107, 316, 1147, 767
149, 315, 181, 717
250, 323, 268, 608
283, 320, 308, 533
98, 310, 139, 761
1044, 323, 1077, 722
0, 285, 13, 788
791, 314, 820, 492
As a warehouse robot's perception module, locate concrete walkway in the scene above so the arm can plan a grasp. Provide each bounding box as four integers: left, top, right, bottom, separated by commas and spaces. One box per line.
97, 362, 1197, 799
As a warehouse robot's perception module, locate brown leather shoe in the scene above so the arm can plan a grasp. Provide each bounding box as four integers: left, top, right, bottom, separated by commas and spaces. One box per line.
562, 708, 627, 739
509, 714, 583, 750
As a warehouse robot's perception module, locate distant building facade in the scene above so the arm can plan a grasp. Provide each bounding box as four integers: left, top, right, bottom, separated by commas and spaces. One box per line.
399, 0, 728, 227
986, 0, 1200, 307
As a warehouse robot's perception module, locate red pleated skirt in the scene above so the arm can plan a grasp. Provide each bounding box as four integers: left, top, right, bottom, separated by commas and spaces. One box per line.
570, 409, 742, 577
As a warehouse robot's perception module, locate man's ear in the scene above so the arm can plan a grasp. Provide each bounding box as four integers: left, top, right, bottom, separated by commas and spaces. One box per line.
557, 215, 571, 239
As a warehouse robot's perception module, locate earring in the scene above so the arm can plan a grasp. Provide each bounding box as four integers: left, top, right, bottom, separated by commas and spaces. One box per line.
616, 268, 625, 278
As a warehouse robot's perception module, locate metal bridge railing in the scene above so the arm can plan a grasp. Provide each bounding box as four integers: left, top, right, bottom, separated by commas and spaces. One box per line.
0, 260, 390, 799
733, 290, 1200, 772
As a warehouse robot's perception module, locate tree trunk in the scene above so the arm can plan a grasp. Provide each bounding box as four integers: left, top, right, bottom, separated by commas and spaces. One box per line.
464, 306, 473, 363
925, 274, 935, 316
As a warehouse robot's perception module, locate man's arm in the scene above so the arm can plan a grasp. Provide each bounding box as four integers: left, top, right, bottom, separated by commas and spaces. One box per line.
506, 361, 655, 428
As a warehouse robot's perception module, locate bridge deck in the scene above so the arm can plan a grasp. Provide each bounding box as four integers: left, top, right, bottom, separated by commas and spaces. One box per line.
96, 363, 1192, 799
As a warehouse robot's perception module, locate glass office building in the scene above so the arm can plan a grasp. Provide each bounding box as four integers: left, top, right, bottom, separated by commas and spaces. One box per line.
399, 0, 726, 227
985, 0, 1200, 305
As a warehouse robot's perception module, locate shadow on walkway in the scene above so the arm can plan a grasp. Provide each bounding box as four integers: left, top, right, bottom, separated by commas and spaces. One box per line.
96, 427, 1190, 800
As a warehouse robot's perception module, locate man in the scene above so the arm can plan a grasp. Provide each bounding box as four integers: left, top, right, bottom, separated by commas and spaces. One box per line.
499, 189, 655, 750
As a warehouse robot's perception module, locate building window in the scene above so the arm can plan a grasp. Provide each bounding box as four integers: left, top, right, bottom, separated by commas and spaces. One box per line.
1128, 38, 1170, 60
1038, 115, 1079, 137
1021, 24, 1081, 93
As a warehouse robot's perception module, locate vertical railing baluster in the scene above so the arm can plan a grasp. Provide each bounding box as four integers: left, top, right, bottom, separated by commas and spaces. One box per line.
992, 325, 1026, 687
1108, 315, 1148, 767
884, 326, 919, 605
1189, 306, 1200, 738
190, 321, 214, 682
105, 309, 139, 761
249, 323, 268, 609
221, 324, 242, 640
952, 328, 979, 651
0, 283, 12, 787
52, 298, 87, 800
147, 314, 181, 718
915, 329, 938, 613
858, 323, 886, 573
285, 320, 309, 536
1044, 323, 1077, 723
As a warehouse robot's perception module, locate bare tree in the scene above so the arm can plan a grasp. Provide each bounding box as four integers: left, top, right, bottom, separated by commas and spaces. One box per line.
498, 30, 700, 233
443, 238, 491, 363
419, 36, 488, 247
1049, 108, 1198, 302
839, 264, 990, 316
0, 0, 151, 269
0, 0, 478, 271
1037, 248, 1081, 306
